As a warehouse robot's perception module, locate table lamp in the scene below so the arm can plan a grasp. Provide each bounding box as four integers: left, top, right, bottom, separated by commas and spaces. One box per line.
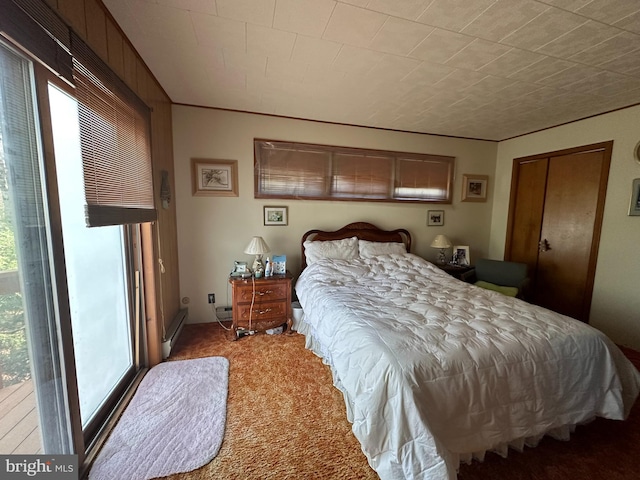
244, 236, 270, 276
430, 234, 451, 265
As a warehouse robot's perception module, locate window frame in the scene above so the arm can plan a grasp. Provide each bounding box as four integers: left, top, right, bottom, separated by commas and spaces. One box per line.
254, 139, 455, 204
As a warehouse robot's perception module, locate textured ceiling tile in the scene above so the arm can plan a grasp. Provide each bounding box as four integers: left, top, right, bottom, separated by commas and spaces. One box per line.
369, 17, 434, 55
291, 35, 341, 65
461, 0, 549, 42
156, 0, 217, 15
246, 23, 296, 59
323, 3, 388, 47
400, 62, 457, 87
501, 8, 587, 50
536, 20, 620, 58
478, 48, 545, 77
273, 0, 336, 37
331, 45, 386, 76
445, 39, 512, 71
216, 0, 275, 27
366, 55, 422, 83
569, 31, 640, 66
416, 0, 497, 32
409, 28, 474, 64
535, 63, 603, 88
436, 69, 487, 90
365, 0, 432, 21
614, 10, 640, 34
540, 0, 592, 10
598, 49, 640, 76
507, 56, 575, 82
223, 50, 267, 75
265, 57, 308, 82
576, 0, 640, 24
461, 75, 516, 96
191, 13, 245, 51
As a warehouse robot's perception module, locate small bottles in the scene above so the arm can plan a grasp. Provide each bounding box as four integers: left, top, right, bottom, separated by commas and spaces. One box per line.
264, 257, 272, 277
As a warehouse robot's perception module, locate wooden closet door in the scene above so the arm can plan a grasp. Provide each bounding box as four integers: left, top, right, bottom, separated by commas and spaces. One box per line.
505, 158, 548, 284
535, 151, 605, 320
505, 142, 612, 323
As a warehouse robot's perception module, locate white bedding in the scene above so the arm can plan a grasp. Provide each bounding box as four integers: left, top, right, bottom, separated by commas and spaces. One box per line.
295, 253, 640, 480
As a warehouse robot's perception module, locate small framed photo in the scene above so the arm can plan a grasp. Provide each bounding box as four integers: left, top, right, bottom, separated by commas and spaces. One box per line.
629, 178, 640, 216
427, 210, 444, 226
192, 158, 238, 196
462, 174, 488, 202
453, 245, 470, 266
264, 206, 288, 226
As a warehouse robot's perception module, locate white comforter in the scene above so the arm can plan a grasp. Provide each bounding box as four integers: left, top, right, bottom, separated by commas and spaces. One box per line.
295, 254, 640, 480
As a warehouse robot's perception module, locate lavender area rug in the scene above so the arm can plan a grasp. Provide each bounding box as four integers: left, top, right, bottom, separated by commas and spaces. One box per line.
89, 357, 229, 480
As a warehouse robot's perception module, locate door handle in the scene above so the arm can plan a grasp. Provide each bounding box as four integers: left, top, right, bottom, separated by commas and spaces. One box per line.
538, 239, 550, 252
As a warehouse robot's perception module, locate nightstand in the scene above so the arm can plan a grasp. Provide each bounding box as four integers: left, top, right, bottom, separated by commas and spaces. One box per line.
436, 264, 474, 281
228, 271, 293, 341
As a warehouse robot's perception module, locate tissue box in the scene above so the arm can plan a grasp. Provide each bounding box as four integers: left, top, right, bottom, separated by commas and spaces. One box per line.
272, 255, 286, 274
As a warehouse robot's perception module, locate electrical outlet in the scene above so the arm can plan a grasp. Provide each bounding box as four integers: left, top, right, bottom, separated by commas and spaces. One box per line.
208, 293, 215, 304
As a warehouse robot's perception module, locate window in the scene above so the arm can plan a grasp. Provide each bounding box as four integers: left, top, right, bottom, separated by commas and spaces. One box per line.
254, 140, 454, 203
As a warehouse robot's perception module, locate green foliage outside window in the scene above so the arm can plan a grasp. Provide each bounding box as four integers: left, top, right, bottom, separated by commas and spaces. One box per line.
0, 154, 30, 387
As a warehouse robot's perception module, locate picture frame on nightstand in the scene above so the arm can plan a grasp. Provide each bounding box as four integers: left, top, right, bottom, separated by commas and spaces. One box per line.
452, 245, 470, 266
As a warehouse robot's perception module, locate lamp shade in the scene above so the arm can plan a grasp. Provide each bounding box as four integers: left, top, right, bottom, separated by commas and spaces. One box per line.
244, 236, 270, 255
430, 234, 452, 249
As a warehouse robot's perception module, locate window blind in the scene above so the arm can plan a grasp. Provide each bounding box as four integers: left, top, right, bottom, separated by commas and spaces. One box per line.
255, 139, 454, 203
71, 33, 156, 227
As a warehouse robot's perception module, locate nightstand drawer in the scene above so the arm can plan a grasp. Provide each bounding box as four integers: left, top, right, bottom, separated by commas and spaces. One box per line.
235, 301, 287, 322
235, 282, 288, 302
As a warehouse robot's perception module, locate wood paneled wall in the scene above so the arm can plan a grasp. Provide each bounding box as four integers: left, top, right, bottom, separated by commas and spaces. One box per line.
46, 0, 180, 364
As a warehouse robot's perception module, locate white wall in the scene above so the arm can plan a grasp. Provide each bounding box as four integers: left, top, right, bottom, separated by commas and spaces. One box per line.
490, 105, 640, 349
173, 106, 497, 324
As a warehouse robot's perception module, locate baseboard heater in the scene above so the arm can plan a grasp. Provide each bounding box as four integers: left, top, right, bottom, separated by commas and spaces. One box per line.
162, 308, 188, 359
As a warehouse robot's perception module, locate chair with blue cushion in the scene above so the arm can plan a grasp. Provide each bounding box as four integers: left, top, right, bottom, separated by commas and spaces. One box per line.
460, 258, 529, 300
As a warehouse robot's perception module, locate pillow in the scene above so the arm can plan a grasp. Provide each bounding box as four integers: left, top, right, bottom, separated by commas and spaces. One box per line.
358, 240, 407, 259
303, 237, 359, 265
475, 280, 519, 297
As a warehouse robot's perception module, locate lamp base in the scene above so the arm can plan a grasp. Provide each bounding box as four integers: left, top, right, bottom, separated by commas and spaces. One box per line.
252, 256, 265, 277
437, 249, 447, 265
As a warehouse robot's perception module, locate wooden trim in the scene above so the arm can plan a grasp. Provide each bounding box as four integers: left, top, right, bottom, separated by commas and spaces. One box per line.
142, 222, 162, 367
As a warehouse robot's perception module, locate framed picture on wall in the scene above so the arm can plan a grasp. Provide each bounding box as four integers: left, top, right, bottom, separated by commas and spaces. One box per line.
461, 174, 488, 202
427, 210, 444, 226
264, 206, 288, 226
191, 158, 238, 196
629, 178, 640, 216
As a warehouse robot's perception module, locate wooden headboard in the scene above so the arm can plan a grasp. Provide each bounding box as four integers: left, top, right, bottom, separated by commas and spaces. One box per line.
300, 222, 411, 270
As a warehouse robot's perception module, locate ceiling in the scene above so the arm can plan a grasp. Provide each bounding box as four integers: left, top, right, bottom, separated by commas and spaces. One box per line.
102, 0, 640, 141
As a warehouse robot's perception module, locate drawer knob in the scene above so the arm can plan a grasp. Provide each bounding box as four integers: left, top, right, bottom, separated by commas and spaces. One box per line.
253, 308, 272, 315
254, 290, 273, 296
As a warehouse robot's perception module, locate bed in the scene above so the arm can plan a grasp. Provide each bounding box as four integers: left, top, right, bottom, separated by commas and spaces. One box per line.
294, 222, 640, 480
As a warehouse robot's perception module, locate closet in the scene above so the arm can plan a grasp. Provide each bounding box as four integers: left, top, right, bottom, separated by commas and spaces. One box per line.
505, 141, 612, 322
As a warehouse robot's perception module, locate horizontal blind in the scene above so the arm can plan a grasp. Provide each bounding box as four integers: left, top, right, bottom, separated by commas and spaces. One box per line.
71, 32, 156, 227
255, 141, 329, 198
395, 157, 453, 201
255, 139, 454, 203
0, 0, 73, 84
332, 153, 392, 198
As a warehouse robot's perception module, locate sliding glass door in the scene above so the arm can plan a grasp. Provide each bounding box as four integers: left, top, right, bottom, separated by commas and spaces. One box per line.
47, 84, 141, 438
0, 34, 147, 467
0, 40, 72, 455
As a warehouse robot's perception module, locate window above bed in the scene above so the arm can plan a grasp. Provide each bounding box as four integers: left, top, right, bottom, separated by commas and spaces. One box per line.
254, 139, 454, 203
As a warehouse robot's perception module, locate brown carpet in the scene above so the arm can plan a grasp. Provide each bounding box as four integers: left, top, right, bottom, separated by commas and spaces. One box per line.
166, 324, 640, 479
